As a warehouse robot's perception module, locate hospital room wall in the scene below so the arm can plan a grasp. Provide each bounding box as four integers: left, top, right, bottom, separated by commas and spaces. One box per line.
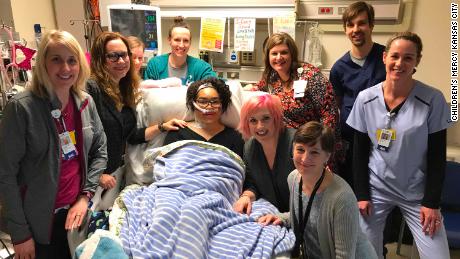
160, 0, 458, 145
3, 0, 452, 94
318, 0, 459, 144
157, 1, 451, 96
5, 0, 57, 47
4, 0, 458, 145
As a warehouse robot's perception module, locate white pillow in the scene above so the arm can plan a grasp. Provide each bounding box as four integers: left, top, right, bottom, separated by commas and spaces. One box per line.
140, 77, 182, 89
141, 80, 244, 128
125, 80, 245, 185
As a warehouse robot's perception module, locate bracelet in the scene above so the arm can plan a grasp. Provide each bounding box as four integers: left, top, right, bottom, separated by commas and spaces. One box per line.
158, 122, 166, 132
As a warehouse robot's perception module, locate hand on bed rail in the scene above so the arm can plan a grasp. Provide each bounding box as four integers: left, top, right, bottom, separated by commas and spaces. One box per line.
65, 195, 89, 230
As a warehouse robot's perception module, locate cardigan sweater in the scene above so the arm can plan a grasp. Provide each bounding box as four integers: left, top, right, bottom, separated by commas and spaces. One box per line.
0, 90, 107, 244
283, 170, 377, 259
144, 53, 216, 85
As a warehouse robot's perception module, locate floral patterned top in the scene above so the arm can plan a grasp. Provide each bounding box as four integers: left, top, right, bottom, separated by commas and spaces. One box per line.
255, 63, 343, 164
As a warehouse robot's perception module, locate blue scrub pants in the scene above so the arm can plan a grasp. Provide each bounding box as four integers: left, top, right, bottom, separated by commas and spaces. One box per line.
359, 188, 450, 259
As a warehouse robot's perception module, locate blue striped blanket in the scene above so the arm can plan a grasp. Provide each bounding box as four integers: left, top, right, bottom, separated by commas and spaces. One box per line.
118, 141, 295, 258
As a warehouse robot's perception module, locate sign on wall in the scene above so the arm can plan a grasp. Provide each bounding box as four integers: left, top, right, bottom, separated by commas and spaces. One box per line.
199, 17, 226, 52
234, 18, 256, 51
273, 13, 296, 40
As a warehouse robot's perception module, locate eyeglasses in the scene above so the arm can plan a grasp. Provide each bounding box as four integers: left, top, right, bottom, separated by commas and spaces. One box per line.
105, 51, 130, 62
195, 98, 222, 108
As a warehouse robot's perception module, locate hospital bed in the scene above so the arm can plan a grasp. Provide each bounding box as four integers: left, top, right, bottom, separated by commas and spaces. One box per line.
70, 80, 295, 258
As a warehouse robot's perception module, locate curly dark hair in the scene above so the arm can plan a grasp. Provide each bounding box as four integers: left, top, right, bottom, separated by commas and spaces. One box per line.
186, 77, 232, 113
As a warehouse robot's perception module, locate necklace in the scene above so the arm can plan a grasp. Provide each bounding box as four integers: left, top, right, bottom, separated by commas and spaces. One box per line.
280, 77, 292, 91
280, 75, 291, 84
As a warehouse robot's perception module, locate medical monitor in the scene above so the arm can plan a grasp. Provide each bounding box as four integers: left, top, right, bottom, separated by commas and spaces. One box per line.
107, 4, 162, 54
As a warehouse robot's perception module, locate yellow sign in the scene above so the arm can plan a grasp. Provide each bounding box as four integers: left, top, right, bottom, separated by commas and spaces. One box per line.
273, 13, 296, 40
200, 17, 226, 53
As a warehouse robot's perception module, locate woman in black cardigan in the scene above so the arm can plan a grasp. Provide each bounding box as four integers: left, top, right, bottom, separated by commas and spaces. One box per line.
87, 32, 186, 189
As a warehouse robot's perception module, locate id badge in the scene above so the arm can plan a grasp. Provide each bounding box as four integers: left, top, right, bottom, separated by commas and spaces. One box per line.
293, 80, 307, 98
377, 129, 394, 152
59, 131, 77, 160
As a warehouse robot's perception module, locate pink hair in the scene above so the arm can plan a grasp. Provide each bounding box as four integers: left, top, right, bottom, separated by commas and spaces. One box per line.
238, 94, 285, 140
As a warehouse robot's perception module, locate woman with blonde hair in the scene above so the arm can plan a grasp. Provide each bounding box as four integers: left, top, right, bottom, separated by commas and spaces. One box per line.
127, 35, 145, 75
87, 31, 186, 190
0, 30, 107, 258
347, 32, 450, 258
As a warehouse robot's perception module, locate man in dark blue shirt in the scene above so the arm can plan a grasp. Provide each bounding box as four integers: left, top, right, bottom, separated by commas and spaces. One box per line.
330, 3, 404, 258
329, 1, 386, 186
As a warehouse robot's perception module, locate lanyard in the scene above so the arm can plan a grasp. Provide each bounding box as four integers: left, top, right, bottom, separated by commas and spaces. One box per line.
385, 111, 396, 129
295, 168, 326, 258
384, 99, 406, 129
53, 114, 68, 133
51, 107, 69, 133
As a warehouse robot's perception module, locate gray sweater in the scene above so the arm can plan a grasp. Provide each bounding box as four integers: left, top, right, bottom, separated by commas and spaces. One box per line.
0, 90, 107, 244
284, 170, 377, 259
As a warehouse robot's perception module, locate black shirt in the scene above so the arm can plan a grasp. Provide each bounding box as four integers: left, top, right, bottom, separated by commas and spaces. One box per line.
86, 80, 146, 173
243, 128, 296, 213
163, 126, 244, 159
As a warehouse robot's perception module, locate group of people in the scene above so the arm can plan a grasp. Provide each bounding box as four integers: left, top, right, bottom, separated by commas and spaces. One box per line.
0, 1, 453, 259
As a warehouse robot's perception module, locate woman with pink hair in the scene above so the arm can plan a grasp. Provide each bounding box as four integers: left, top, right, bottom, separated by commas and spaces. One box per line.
233, 94, 295, 214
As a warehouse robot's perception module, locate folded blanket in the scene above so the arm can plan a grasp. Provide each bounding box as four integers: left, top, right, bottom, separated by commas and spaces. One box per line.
118, 141, 295, 258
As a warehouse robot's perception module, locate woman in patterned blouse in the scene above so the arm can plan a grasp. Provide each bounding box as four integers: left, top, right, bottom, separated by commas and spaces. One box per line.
252, 32, 342, 167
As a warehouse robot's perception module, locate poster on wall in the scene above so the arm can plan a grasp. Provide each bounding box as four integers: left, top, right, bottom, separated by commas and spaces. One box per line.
234, 18, 256, 52
199, 17, 226, 53
273, 13, 296, 40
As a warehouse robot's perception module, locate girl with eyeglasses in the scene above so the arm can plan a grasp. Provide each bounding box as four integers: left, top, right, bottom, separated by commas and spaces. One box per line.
163, 77, 244, 158
87, 32, 187, 191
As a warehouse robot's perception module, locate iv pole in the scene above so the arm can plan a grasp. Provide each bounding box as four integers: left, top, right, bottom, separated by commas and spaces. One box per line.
69, 19, 100, 52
